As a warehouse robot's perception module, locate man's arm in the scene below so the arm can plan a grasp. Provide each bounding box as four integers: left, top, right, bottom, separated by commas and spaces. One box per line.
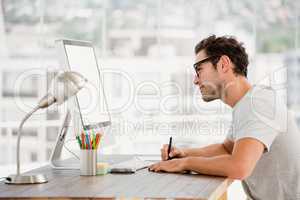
183, 138, 264, 180
182, 139, 234, 157
151, 137, 264, 180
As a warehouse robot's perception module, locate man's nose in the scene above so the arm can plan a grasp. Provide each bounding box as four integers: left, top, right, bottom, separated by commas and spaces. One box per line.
193, 75, 200, 85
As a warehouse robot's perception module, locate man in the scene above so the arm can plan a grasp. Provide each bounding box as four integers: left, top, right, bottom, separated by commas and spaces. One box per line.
149, 35, 300, 199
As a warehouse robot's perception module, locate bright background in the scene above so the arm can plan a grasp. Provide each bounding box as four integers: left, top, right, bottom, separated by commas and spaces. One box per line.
0, 0, 299, 199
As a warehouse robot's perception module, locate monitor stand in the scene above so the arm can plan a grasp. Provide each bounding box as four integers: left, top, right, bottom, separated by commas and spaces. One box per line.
49, 110, 79, 169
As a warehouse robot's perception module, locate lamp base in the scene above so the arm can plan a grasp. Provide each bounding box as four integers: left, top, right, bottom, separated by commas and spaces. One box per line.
5, 174, 48, 184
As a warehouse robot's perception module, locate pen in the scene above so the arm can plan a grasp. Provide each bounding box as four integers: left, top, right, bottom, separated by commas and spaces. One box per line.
90, 131, 94, 149
95, 133, 101, 149
167, 136, 172, 160
76, 135, 82, 149
85, 131, 90, 149
92, 129, 96, 149
81, 132, 85, 149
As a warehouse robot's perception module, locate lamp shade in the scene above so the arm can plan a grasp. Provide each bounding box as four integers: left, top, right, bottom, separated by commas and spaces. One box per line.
50, 71, 87, 105
38, 71, 88, 108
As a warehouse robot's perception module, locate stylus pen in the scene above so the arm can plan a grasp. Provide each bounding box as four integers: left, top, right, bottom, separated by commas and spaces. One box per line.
167, 137, 172, 160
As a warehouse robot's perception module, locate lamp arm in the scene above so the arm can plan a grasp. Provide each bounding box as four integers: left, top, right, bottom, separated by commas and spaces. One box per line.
16, 105, 40, 175
38, 94, 56, 108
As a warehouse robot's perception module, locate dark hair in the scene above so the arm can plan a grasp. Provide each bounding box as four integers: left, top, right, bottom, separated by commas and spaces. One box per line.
194, 35, 249, 77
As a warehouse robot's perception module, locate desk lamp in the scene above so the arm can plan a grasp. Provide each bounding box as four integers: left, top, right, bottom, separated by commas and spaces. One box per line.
5, 71, 87, 184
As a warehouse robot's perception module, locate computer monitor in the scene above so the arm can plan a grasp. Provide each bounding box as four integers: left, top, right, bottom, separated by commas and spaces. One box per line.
50, 39, 111, 169
56, 39, 111, 130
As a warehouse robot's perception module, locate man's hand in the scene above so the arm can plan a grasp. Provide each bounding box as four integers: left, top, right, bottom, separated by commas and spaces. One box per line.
148, 158, 187, 173
161, 144, 186, 161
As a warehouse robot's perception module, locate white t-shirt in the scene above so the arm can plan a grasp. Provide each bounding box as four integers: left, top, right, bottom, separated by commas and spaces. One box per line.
227, 85, 300, 200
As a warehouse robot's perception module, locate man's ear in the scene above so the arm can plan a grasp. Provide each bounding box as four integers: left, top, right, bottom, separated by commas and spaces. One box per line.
219, 55, 231, 73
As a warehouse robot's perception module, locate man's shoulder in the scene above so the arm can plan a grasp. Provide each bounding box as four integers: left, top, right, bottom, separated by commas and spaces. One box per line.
249, 85, 277, 116
234, 85, 277, 114
234, 84, 287, 133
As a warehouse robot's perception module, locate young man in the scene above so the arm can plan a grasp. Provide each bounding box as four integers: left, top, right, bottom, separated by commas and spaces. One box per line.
149, 35, 300, 199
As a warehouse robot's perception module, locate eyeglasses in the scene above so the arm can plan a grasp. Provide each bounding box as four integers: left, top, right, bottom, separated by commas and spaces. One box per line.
193, 55, 220, 77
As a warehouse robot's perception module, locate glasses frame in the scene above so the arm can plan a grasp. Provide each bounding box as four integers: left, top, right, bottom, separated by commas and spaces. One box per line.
193, 55, 220, 77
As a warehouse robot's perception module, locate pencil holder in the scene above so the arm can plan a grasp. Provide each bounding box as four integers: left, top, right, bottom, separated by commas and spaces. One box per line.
80, 149, 97, 176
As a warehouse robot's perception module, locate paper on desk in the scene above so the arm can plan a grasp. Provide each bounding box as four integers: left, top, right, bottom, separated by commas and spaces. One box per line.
137, 155, 162, 162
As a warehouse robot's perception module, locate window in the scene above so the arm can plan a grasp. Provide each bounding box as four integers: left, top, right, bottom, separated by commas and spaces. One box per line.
12, 128, 37, 137
46, 127, 59, 142
1, 128, 7, 137
0, 0, 299, 156
46, 148, 53, 160
2, 71, 38, 98
46, 110, 60, 120
30, 152, 38, 162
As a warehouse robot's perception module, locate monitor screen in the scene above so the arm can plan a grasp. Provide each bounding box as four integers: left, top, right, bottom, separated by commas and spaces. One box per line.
62, 41, 110, 129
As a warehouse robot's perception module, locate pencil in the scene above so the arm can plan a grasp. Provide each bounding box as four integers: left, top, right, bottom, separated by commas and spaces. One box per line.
92, 129, 96, 149
81, 132, 85, 149
90, 131, 93, 149
76, 135, 82, 149
95, 133, 102, 149
86, 132, 90, 149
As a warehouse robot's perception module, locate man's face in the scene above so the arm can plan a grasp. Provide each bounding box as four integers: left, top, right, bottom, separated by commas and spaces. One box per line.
193, 50, 222, 102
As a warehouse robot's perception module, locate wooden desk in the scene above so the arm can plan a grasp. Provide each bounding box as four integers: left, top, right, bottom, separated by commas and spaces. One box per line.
0, 155, 232, 200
